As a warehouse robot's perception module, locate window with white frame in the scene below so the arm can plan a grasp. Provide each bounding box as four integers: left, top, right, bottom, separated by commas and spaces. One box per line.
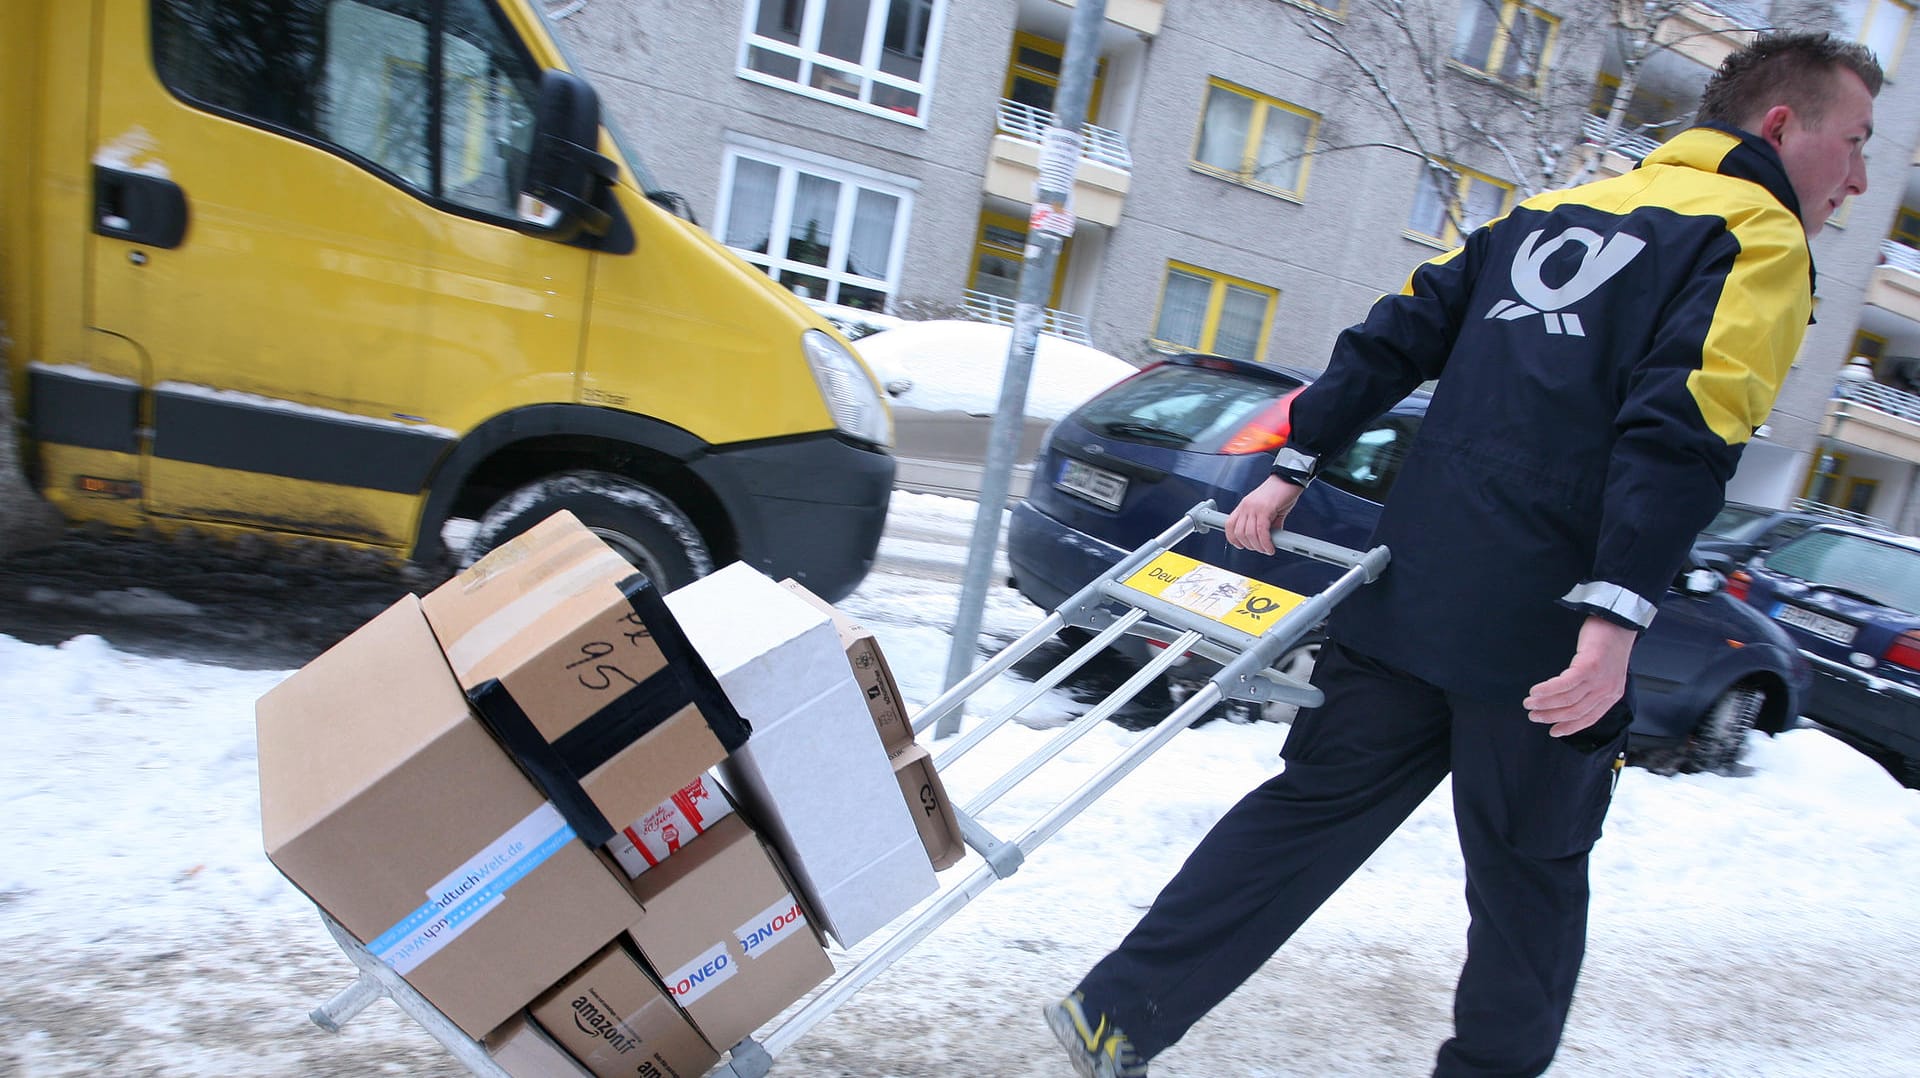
1847, 0, 1915, 75
718, 149, 909, 312
1151, 263, 1277, 362
741, 0, 943, 121
1192, 78, 1319, 197
1452, 0, 1557, 91
1407, 160, 1512, 244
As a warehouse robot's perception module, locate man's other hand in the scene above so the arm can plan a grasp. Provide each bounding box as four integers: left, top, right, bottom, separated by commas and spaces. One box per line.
1225, 475, 1306, 555
1524, 616, 1637, 737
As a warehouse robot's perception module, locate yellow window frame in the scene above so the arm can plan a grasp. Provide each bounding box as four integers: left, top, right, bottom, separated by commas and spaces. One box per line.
1407, 160, 1514, 246
1857, 0, 1916, 76
967, 210, 1070, 309
1191, 77, 1320, 198
1893, 206, 1920, 246
1002, 31, 1106, 123
1458, 0, 1560, 92
1852, 330, 1889, 361
1150, 261, 1279, 363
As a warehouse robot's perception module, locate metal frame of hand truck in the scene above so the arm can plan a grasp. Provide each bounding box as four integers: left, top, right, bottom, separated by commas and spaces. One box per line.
306, 500, 1388, 1078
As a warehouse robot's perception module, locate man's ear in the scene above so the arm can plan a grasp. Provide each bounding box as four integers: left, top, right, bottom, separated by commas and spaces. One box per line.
1757, 103, 1794, 148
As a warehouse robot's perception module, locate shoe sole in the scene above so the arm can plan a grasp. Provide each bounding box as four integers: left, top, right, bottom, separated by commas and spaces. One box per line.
1043, 1001, 1101, 1078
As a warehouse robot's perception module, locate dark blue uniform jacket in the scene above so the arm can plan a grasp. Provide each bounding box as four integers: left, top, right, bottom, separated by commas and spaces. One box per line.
1279, 125, 1814, 702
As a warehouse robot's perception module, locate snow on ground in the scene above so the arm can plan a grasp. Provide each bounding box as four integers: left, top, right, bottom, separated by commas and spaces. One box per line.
852, 320, 1136, 420
3, 493, 1919, 1076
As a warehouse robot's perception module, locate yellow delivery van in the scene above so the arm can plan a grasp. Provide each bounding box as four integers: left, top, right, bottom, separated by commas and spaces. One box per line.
0, 0, 894, 601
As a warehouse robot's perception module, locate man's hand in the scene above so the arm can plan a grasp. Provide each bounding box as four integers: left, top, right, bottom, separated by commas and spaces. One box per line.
1524, 616, 1637, 737
1225, 474, 1306, 555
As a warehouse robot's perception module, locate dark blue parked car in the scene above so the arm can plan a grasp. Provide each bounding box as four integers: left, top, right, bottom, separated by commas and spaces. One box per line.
1007, 353, 1809, 772
1726, 525, 1920, 785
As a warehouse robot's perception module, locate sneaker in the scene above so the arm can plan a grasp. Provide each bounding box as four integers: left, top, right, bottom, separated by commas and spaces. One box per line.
1043, 992, 1149, 1078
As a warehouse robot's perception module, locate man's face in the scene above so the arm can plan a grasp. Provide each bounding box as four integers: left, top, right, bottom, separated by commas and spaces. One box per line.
1771, 68, 1876, 238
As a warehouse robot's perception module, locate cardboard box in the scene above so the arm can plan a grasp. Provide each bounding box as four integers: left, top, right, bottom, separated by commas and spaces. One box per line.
422, 512, 750, 848
665, 564, 935, 947
624, 814, 832, 1052
485, 1014, 594, 1078
778, 579, 912, 750
780, 578, 964, 872
888, 744, 966, 871
608, 775, 734, 878
257, 596, 640, 1039
529, 940, 719, 1078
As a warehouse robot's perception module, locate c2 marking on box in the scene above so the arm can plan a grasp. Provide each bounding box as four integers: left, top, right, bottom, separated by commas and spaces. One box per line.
1123, 552, 1306, 635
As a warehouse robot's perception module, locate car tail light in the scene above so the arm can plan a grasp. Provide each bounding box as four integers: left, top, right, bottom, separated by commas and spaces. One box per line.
1725, 569, 1751, 602
1886, 630, 1920, 673
1221, 388, 1304, 455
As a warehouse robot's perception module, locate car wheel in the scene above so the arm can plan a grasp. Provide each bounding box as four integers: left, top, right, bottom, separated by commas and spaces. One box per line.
462, 471, 713, 591
1684, 682, 1766, 774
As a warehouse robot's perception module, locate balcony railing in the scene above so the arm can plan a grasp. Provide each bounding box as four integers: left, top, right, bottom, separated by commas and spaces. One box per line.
1835, 376, 1920, 424
995, 99, 1133, 172
1580, 114, 1663, 161
962, 289, 1093, 346
1882, 240, 1920, 275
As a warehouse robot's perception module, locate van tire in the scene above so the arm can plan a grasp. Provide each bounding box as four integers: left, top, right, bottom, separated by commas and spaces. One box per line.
462, 471, 713, 591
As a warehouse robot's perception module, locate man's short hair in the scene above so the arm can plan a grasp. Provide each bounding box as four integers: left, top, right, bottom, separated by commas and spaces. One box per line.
1698, 31, 1883, 131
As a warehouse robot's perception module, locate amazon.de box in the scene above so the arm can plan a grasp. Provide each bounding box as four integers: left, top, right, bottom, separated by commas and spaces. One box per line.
256, 596, 640, 1039
624, 813, 832, 1052
665, 564, 935, 948
421, 512, 750, 849
529, 938, 718, 1078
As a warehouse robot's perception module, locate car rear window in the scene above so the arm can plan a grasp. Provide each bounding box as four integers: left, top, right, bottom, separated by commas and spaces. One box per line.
1073, 365, 1303, 452
1702, 504, 1768, 538
1763, 531, 1920, 615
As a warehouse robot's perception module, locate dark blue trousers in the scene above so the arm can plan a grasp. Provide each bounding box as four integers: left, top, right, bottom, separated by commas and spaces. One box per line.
1075, 642, 1627, 1076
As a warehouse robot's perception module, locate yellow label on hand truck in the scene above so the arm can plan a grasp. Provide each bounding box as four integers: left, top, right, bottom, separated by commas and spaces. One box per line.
1123, 552, 1307, 636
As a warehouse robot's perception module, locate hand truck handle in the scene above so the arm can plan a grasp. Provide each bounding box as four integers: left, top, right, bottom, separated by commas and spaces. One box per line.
1189, 504, 1389, 582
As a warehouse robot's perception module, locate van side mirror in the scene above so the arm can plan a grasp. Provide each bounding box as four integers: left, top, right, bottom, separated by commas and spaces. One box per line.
517, 69, 618, 241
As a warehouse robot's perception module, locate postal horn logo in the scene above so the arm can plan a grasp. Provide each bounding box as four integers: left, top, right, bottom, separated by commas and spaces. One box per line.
1485, 227, 1646, 336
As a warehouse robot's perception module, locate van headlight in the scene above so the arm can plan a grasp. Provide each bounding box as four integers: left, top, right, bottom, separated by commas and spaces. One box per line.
803, 329, 893, 449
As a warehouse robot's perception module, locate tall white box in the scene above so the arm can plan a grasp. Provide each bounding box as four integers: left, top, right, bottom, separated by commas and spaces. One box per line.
664, 563, 936, 947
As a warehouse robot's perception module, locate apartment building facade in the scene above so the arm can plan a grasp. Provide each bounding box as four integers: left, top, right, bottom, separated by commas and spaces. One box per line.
553, 0, 1920, 532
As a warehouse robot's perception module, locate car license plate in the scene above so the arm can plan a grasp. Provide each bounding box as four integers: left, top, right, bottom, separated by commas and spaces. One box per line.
1773, 602, 1857, 645
1056, 457, 1128, 511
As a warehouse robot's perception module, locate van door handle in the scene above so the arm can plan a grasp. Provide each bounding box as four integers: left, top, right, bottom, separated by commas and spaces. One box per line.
93, 165, 190, 249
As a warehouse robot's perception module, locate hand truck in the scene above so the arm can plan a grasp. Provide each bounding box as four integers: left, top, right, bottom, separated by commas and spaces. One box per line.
304, 500, 1389, 1077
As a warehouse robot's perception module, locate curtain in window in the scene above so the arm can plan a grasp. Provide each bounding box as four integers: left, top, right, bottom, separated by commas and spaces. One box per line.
845, 189, 897, 279
788, 173, 841, 266
1254, 108, 1310, 190
1407, 166, 1450, 236
1214, 285, 1268, 361
724, 158, 780, 254
1500, 11, 1547, 84
1156, 270, 1210, 349
818, 0, 870, 64
881, 0, 933, 79
1452, 0, 1498, 68
1462, 177, 1506, 233
1196, 87, 1253, 173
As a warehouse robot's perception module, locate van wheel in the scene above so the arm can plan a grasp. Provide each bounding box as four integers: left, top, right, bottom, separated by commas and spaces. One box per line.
463, 471, 713, 591
1684, 683, 1766, 774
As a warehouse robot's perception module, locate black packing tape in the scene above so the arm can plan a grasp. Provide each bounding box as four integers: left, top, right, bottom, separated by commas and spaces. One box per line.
551, 665, 692, 777
618, 573, 752, 751
467, 678, 615, 848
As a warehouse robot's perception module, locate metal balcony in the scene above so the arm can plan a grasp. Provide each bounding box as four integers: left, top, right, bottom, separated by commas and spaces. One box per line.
1866, 241, 1920, 326
1823, 374, 1920, 467
984, 99, 1133, 228
1580, 114, 1664, 161
962, 290, 1093, 346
